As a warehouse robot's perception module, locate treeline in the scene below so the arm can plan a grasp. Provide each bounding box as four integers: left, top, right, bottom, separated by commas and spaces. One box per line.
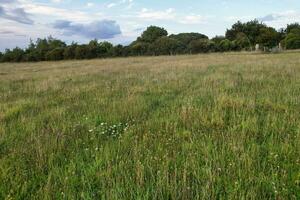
1, 20, 300, 62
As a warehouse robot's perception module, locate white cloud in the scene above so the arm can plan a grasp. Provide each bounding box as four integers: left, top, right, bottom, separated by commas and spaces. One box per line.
21, 3, 94, 22
107, 0, 134, 9
107, 3, 116, 8
86, 2, 94, 7
179, 15, 209, 24
138, 8, 175, 20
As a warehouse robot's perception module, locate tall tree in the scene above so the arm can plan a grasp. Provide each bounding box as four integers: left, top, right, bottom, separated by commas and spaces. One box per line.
152, 36, 182, 55
226, 20, 268, 47
235, 32, 251, 50
286, 23, 300, 34
188, 39, 215, 53
257, 27, 280, 48
169, 33, 208, 49
138, 26, 168, 43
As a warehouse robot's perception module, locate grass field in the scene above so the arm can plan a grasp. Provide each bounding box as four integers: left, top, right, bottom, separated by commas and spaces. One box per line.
0, 52, 300, 199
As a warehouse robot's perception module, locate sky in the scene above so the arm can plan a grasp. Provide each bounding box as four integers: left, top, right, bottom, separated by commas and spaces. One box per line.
0, 0, 300, 51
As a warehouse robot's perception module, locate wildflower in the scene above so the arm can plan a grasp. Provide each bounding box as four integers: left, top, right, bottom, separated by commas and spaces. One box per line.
89, 129, 93, 133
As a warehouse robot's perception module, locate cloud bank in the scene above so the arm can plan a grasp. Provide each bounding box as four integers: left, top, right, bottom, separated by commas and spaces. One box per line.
53, 20, 122, 39
0, 6, 33, 25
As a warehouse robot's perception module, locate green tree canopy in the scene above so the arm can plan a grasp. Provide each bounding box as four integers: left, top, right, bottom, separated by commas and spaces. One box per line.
235, 32, 251, 50
257, 27, 280, 48
285, 33, 300, 49
226, 20, 268, 46
138, 26, 168, 43
169, 33, 208, 46
188, 39, 215, 53
152, 36, 182, 55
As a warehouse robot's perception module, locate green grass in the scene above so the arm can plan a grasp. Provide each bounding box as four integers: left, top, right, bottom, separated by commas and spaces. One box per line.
0, 52, 299, 199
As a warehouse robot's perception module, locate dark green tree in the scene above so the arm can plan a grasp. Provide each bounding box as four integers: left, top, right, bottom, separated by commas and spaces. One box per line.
75, 45, 89, 59
257, 27, 280, 48
235, 32, 251, 50
286, 23, 300, 34
98, 42, 114, 57
46, 48, 64, 61
188, 39, 215, 53
285, 32, 300, 49
138, 26, 168, 43
112, 44, 124, 57
226, 20, 268, 47
152, 36, 181, 55
211, 36, 226, 51
130, 42, 149, 56
169, 33, 208, 52
63, 43, 77, 60
219, 39, 233, 52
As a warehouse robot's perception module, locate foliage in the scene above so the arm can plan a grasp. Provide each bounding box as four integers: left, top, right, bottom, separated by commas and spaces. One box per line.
285, 33, 300, 49
45, 48, 65, 61
226, 20, 267, 46
188, 38, 215, 53
152, 36, 182, 55
257, 27, 280, 48
219, 39, 233, 51
235, 32, 251, 50
1, 21, 300, 63
286, 23, 300, 34
130, 42, 150, 56
138, 26, 168, 43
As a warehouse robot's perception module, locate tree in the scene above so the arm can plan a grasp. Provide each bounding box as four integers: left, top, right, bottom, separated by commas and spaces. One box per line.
23, 39, 39, 61
169, 33, 208, 52
112, 44, 124, 57
130, 42, 149, 56
86, 39, 99, 59
286, 23, 300, 34
46, 48, 64, 61
285, 33, 300, 49
226, 20, 268, 46
138, 26, 168, 43
152, 36, 181, 55
98, 42, 113, 57
75, 45, 89, 59
235, 32, 251, 50
211, 36, 226, 51
188, 39, 215, 53
219, 39, 233, 52
63, 43, 77, 60
35, 38, 50, 61
47, 36, 66, 49
9, 47, 25, 62
257, 27, 280, 49
1, 49, 13, 62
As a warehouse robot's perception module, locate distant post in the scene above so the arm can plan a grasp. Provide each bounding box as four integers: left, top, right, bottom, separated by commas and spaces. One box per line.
278, 43, 282, 51
255, 44, 260, 52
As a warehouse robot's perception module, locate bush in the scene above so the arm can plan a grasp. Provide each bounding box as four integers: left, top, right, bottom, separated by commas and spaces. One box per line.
152, 36, 182, 55
235, 32, 251, 50
45, 48, 64, 61
285, 33, 300, 49
188, 39, 215, 53
219, 39, 233, 52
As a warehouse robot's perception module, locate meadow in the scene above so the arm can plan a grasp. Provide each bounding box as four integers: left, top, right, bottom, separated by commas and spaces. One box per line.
0, 52, 299, 199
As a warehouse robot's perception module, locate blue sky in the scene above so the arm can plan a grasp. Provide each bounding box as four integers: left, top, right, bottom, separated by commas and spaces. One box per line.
0, 0, 300, 51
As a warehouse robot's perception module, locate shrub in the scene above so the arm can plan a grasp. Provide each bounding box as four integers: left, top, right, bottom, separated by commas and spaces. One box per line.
285, 33, 300, 49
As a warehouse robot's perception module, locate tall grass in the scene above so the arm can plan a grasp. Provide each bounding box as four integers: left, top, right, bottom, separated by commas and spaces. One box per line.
0, 52, 299, 199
